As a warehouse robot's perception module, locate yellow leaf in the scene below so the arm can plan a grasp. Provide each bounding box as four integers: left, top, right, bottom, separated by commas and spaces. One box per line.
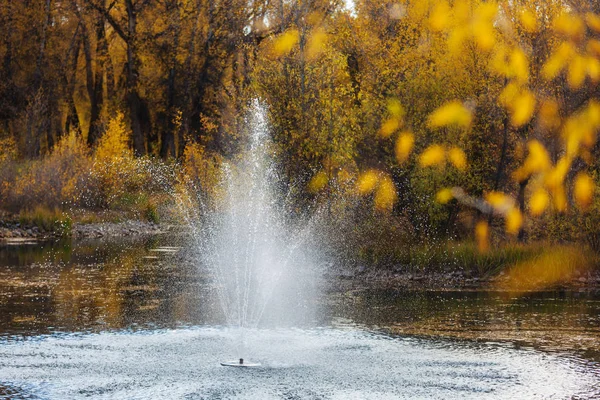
513, 140, 551, 182
428, 101, 472, 128
491, 46, 511, 77
474, 25, 495, 51
395, 132, 414, 163
519, 9, 538, 33
419, 144, 446, 167
553, 185, 568, 212
475, 220, 489, 253
545, 157, 570, 190
379, 118, 401, 138
448, 147, 467, 171
505, 208, 523, 235
436, 188, 453, 204
499, 82, 519, 107
543, 42, 575, 80
587, 40, 600, 57
510, 48, 529, 84
387, 98, 405, 118
529, 188, 549, 216
539, 100, 561, 131
574, 173, 594, 209
568, 55, 587, 89
486, 191, 513, 212
587, 56, 600, 82
306, 28, 327, 60
429, 0, 451, 32
510, 90, 536, 127
471, 3, 497, 51
308, 171, 328, 193
374, 175, 397, 212
356, 170, 379, 195
272, 29, 299, 57
585, 12, 600, 33
553, 13, 585, 40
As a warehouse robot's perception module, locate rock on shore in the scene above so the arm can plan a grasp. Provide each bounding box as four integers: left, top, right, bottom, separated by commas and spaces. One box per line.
0, 220, 169, 240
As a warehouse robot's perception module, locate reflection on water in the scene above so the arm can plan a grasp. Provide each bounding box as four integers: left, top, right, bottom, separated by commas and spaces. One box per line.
0, 236, 599, 397
0, 235, 222, 336
2, 237, 600, 348
331, 289, 600, 359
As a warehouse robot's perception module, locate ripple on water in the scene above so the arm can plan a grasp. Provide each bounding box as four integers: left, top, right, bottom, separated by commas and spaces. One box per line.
0, 327, 597, 399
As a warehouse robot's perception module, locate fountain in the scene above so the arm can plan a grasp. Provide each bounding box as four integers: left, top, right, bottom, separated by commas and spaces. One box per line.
177, 100, 322, 366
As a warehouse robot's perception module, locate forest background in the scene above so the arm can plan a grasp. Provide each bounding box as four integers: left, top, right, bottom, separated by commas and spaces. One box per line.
2, 0, 600, 280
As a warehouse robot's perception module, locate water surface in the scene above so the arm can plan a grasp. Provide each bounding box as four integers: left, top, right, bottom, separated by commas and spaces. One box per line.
0, 237, 599, 398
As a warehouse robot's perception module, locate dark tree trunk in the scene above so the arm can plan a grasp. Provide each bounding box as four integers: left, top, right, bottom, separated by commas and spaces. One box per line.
517, 178, 530, 242
87, 16, 107, 146
124, 0, 151, 155
64, 25, 82, 135
488, 112, 509, 225
160, 67, 177, 158
160, 1, 180, 159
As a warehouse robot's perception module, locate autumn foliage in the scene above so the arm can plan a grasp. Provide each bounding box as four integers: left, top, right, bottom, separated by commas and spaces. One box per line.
1, 0, 600, 262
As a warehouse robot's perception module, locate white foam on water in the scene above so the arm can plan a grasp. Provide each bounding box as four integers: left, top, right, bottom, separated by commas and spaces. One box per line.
0, 327, 596, 399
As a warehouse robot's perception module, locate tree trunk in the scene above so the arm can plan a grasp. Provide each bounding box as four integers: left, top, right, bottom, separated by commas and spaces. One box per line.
65, 29, 82, 134
160, 1, 180, 159
87, 16, 107, 146
517, 177, 530, 242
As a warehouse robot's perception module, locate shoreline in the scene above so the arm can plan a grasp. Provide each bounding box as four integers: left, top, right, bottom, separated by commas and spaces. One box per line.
327, 266, 600, 292
0, 220, 169, 241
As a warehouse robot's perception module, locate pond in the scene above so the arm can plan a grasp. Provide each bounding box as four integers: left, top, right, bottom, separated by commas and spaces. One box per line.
0, 236, 599, 399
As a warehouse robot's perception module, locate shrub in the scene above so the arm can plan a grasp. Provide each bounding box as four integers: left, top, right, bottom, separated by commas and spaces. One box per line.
3, 131, 94, 211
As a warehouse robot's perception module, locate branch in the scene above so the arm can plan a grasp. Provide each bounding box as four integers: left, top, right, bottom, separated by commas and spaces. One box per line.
84, 0, 129, 42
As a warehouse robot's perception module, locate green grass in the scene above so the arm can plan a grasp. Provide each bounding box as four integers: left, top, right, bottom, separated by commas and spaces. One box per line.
19, 206, 72, 236
360, 240, 546, 277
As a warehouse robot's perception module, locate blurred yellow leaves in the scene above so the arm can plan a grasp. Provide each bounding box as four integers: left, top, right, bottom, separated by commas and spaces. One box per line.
585, 13, 600, 33
374, 175, 398, 212
308, 171, 328, 193
448, 147, 467, 171
492, 47, 529, 84
379, 99, 405, 138
379, 118, 401, 138
356, 170, 397, 212
429, 0, 451, 32
436, 188, 453, 204
513, 140, 551, 182
306, 28, 327, 60
529, 189, 549, 216
434, 1, 498, 52
499, 83, 535, 127
574, 173, 594, 209
427, 101, 472, 128
357, 170, 379, 195
419, 144, 446, 167
485, 191, 514, 213
511, 90, 536, 127
505, 208, 523, 235
395, 132, 414, 163
518, 8, 538, 33
542, 42, 575, 80
418, 144, 468, 171
271, 29, 299, 57
553, 13, 585, 41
